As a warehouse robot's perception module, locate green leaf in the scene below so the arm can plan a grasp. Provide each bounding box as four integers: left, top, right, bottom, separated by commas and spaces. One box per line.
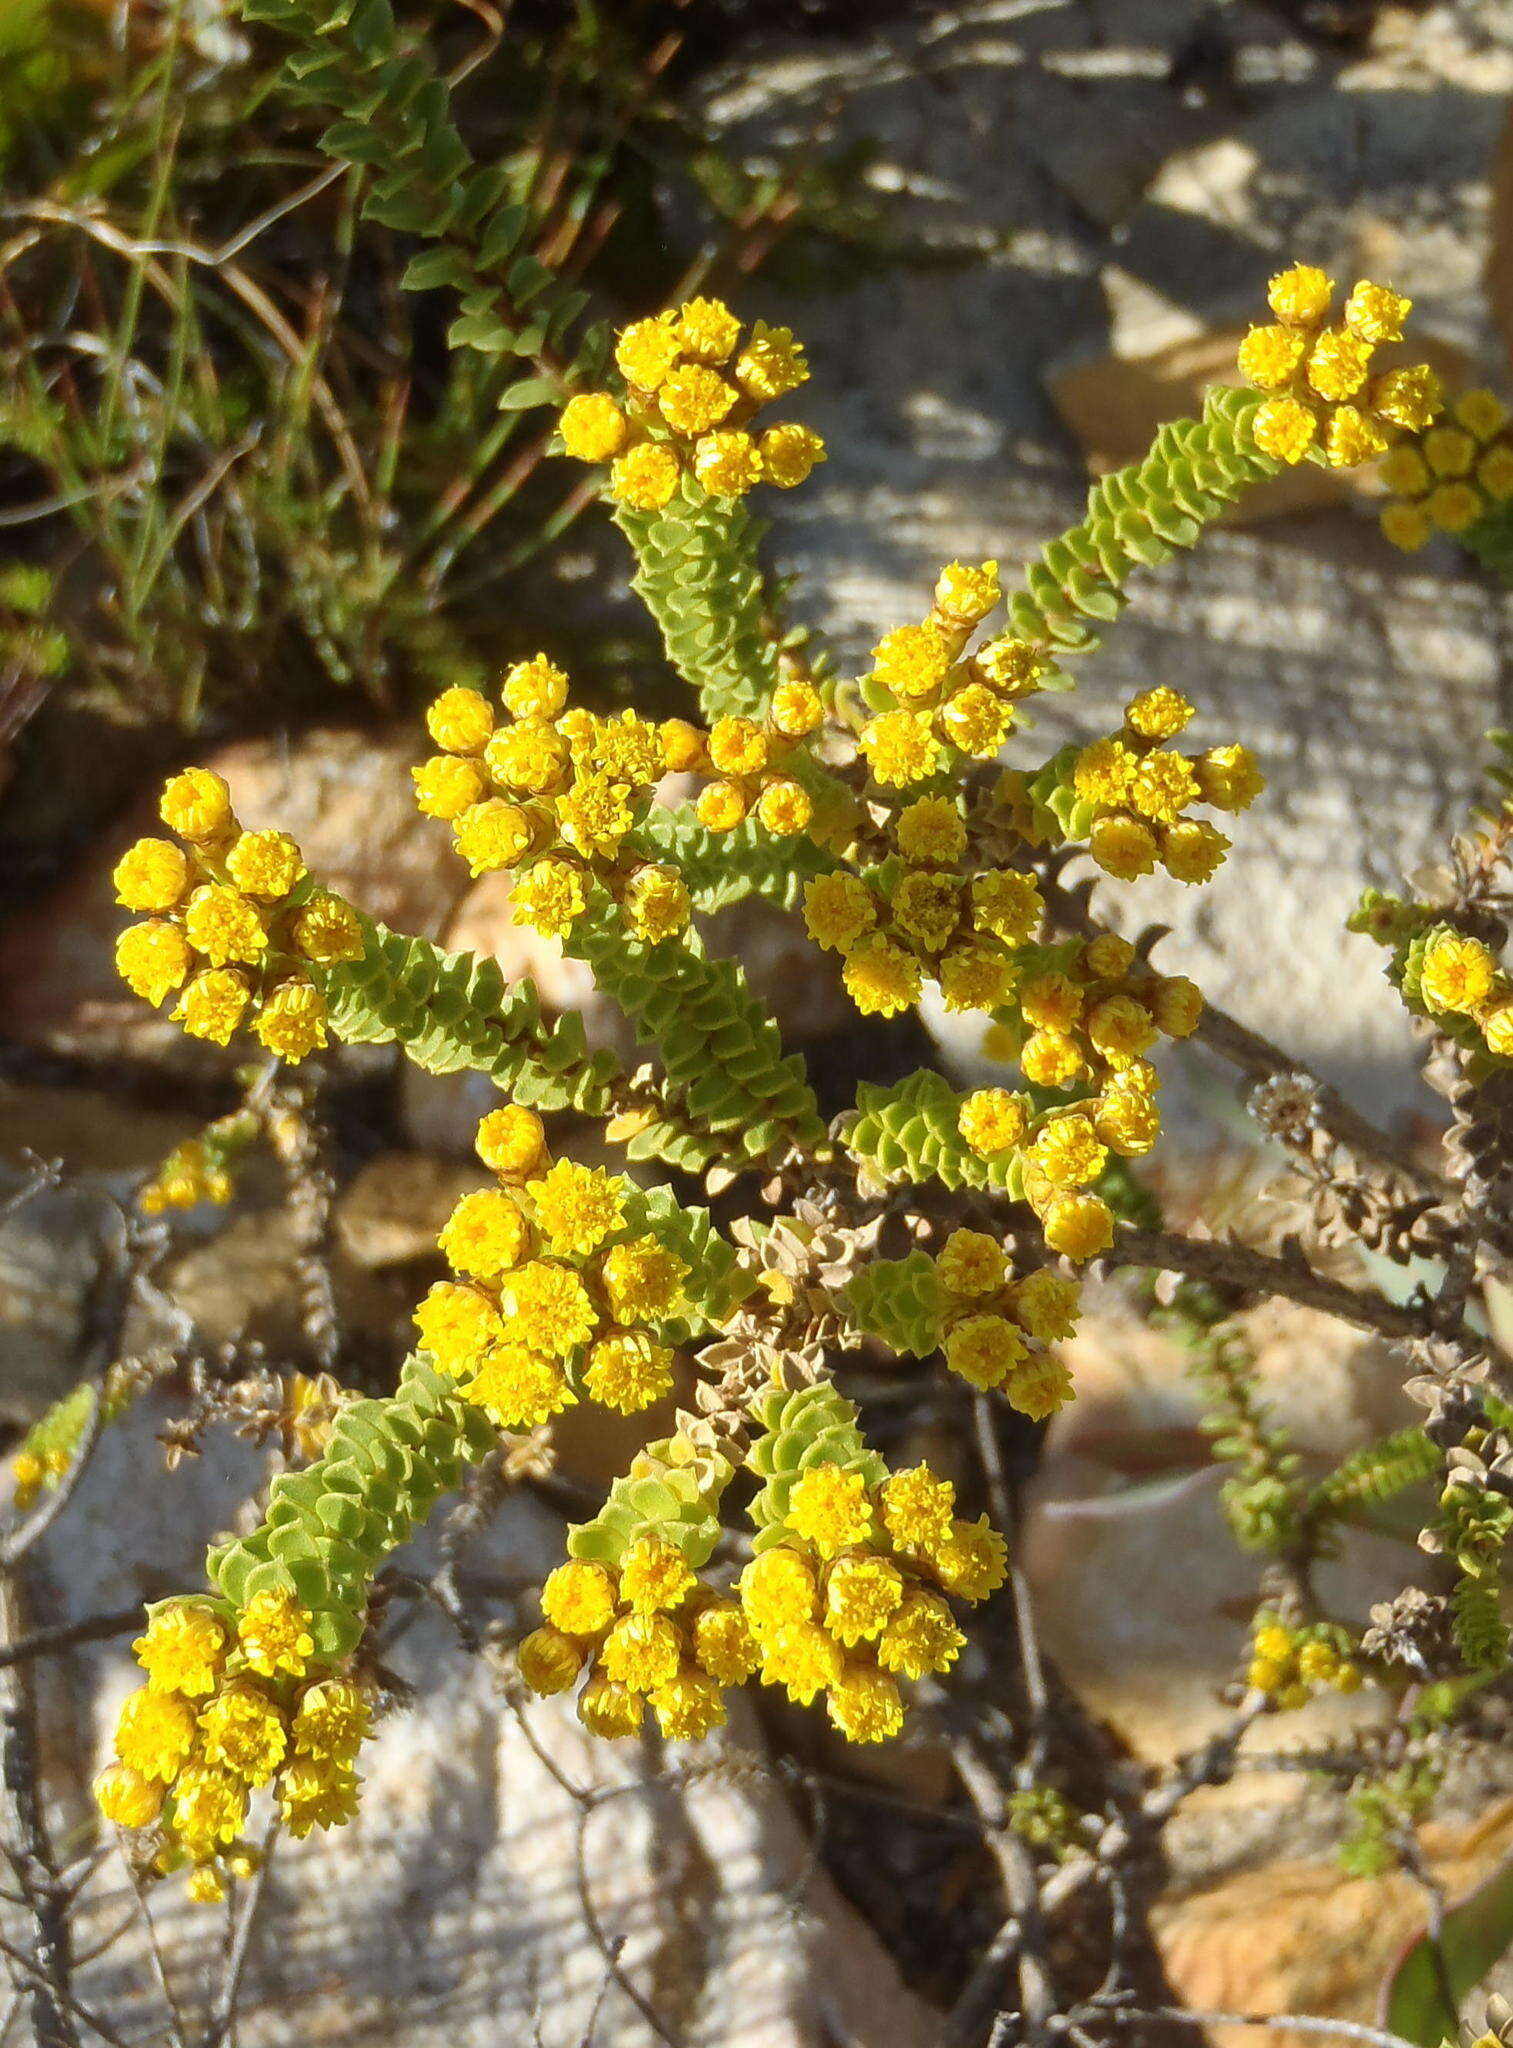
1382, 1850, 1513, 2044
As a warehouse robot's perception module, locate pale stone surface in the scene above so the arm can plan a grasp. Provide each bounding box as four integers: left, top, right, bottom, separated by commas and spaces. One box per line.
20, 1399, 941, 2048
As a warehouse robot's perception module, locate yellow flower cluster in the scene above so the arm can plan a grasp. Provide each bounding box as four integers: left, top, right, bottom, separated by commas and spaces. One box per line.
689, 684, 827, 835
1067, 686, 1264, 885
1415, 927, 1513, 1059
933, 1231, 1081, 1418
854, 566, 1052, 792
138, 1136, 235, 1215
96, 1592, 368, 1896
113, 773, 364, 1061
1246, 1614, 1361, 1709
412, 664, 696, 944
1378, 387, 1513, 551
1237, 266, 1441, 467
738, 1462, 1004, 1741
413, 1107, 686, 1427
519, 1534, 750, 1740
556, 298, 825, 511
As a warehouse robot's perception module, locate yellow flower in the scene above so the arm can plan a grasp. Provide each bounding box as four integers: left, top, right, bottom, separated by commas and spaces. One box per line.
879, 1465, 956, 1552
1195, 742, 1264, 811
414, 1280, 504, 1370
826, 1665, 904, 1744
1372, 364, 1442, 432
1304, 327, 1373, 402
708, 715, 769, 776
475, 1104, 547, 1178
871, 622, 953, 702
1151, 975, 1203, 1037
439, 1187, 532, 1277
558, 393, 628, 462
578, 1675, 645, 1738
518, 1626, 585, 1696
237, 1587, 314, 1679
739, 1548, 818, 1634
929, 1515, 1008, 1602
1028, 1114, 1106, 1188
277, 1755, 359, 1838
940, 682, 1012, 757
693, 429, 763, 497
486, 719, 570, 796
615, 315, 681, 391
453, 799, 536, 877
1379, 443, 1431, 495
933, 558, 1000, 627
557, 772, 634, 861
1020, 971, 1082, 1031
842, 936, 923, 1017
115, 1685, 197, 1781
971, 869, 1043, 945
1457, 388, 1510, 439
1020, 1027, 1086, 1088
619, 1533, 696, 1615
1125, 686, 1194, 741
958, 1087, 1027, 1156
824, 1554, 904, 1646
770, 679, 825, 738
1130, 750, 1199, 824
1343, 279, 1410, 344
173, 1763, 249, 1852
1252, 396, 1318, 464
974, 636, 1048, 697
1323, 406, 1386, 468
1267, 264, 1333, 326
292, 890, 363, 965
758, 423, 826, 487
184, 884, 267, 967
413, 755, 486, 821
584, 1330, 674, 1414
94, 1762, 164, 1829
658, 363, 737, 436
1073, 736, 1138, 807
732, 321, 808, 402
173, 969, 251, 1045
692, 1603, 760, 1684
803, 872, 877, 953
1480, 446, 1513, 500
696, 780, 748, 831
598, 1235, 688, 1323
1041, 1191, 1114, 1262
161, 767, 234, 841
896, 796, 966, 865
622, 864, 691, 942
944, 1312, 1026, 1389
498, 1261, 597, 1356
601, 1612, 681, 1692
1161, 818, 1230, 884
198, 1680, 289, 1785
1011, 1269, 1081, 1341
1085, 993, 1157, 1062
1419, 930, 1497, 1013
590, 709, 667, 786
1095, 1088, 1162, 1157
786, 1464, 875, 1558
134, 1601, 228, 1698
114, 837, 190, 914
542, 1560, 618, 1638
859, 708, 941, 787
610, 443, 682, 510
291, 1678, 370, 1761
1004, 1351, 1074, 1422
758, 1621, 842, 1704
465, 1346, 571, 1426
651, 1668, 726, 1741
675, 296, 741, 363
427, 686, 494, 755
226, 829, 304, 900
877, 1592, 964, 1679
1083, 932, 1135, 978
893, 868, 963, 951
116, 920, 192, 1006
1424, 425, 1477, 478
1426, 481, 1482, 533
530, 1160, 625, 1257
1481, 1000, 1513, 1059
502, 654, 570, 721
1089, 814, 1158, 879
938, 943, 1016, 1014
1236, 324, 1308, 390
511, 859, 587, 940
756, 777, 813, 835
254, 978, 328, 1062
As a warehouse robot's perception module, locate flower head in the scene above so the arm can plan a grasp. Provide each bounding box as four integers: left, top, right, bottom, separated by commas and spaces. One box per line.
733, 321, 808, 402
114, 838, 190, 914
277, 1755, 359, 1838
610, 443, 681, 510
619, 1533, 696, 1615
658, 364, 737, 437
173, 969, 251, 1045
184, 885, 267, 967
254, 978, 328, 1062
1420, 930, 1497, 1014
226, 829, 304, 899
530, 1160, 626, 1257
499, 1261, 596, 1356
542, 1560, 618, 1637
439, 1187, 532, 1277
116, 921, 192, 1007
858, 709, 941, 787
958, 1088, 1027, 1156
198, 1680, 289, 1785
161, 768, 234, 841
558, 393, 627, 463
475, 1104, 547, 1178
616, 316, 681, 391
786, 1464, 875, 1558
599, 1236, 688, 1323
237, 1587, 314, 1680
842, 936, 924, 1017
134, 1602, 228, 1699
583, 1331, 674, 1414
427, 686, 494, 754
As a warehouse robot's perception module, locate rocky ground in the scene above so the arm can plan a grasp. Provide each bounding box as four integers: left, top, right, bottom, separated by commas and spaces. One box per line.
6, 1, 1513, 2042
